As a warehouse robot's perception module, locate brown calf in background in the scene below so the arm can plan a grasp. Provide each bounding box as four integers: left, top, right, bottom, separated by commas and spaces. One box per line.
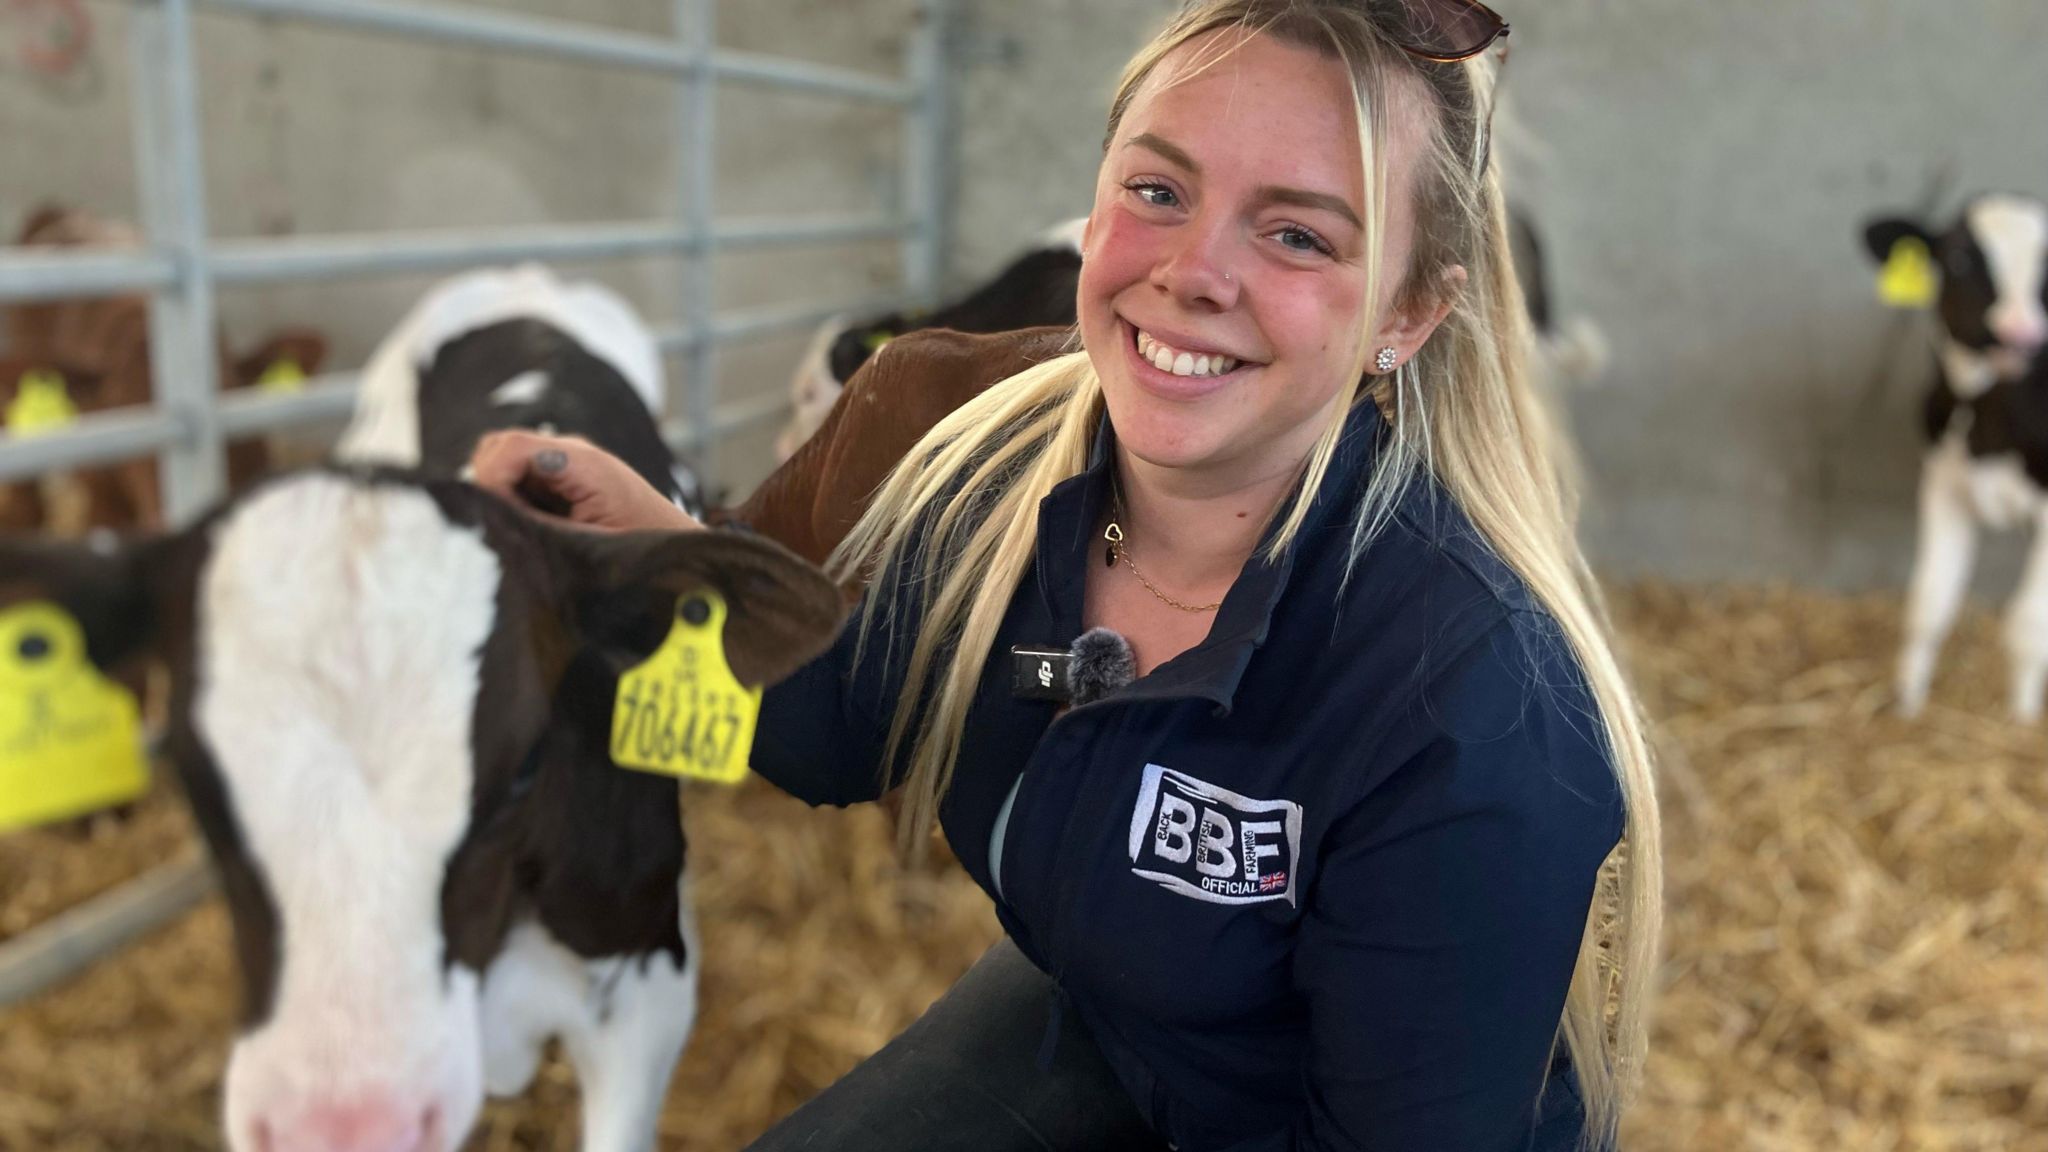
728, 325, 1074, 581
0, 204, 330, 535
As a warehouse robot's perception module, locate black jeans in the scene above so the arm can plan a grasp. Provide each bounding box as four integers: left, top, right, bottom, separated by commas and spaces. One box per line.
744, 937, 1171, 1151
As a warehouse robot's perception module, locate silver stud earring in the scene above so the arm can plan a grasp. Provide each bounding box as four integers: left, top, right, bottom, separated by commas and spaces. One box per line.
1375, 346, 1398, 373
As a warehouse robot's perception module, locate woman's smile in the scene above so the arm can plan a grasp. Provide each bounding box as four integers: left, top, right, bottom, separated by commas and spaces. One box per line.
1117, 317, 1259, 402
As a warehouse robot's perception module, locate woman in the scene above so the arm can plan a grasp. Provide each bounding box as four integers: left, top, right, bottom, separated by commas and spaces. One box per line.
473, 1, 1661, 1148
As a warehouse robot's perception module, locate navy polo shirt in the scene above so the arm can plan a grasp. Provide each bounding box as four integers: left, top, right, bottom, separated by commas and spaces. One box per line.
753, 395, 1625, 1152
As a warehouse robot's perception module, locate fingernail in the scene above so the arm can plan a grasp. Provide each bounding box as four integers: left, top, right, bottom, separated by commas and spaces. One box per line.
534, 449, 568, 475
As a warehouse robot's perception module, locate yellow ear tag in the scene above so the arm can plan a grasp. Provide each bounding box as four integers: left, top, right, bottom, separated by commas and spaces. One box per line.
4, 370, 80, 437
256, 357, 307, 395
0, 601, 149, 834
861, 329, 895, 354
610, 590, 759, 785
1878, 237, 1938, 309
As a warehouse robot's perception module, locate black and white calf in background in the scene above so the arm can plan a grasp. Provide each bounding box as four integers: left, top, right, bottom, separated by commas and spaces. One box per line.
1863, 193, 2048, 719
340, 264, 705, 517
1510, 205, 1610, 390
775, 218, 1086, 460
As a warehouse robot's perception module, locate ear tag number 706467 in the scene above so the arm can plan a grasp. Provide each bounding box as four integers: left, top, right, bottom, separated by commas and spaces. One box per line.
0, 600, 149, 833
610, 589, 759, 785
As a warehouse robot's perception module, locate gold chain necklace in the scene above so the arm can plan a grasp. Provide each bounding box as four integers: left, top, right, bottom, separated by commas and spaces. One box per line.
1102, 517, 1223, 614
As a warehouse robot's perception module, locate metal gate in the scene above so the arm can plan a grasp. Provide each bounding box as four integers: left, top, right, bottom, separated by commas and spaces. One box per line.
0, 0, 952, 1004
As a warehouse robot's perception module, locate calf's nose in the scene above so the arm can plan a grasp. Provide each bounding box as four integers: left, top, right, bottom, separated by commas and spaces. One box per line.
1991, 311, 2047, 353
255, 1093, 439, 1152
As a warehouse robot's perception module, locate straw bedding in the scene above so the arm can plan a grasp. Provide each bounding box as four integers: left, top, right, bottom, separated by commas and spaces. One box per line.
1, 582, 2041, 1151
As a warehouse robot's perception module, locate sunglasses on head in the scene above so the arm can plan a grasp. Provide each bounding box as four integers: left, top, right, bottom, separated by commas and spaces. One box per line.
1378, 0, 1508, 63
1373, 0, 1508, 177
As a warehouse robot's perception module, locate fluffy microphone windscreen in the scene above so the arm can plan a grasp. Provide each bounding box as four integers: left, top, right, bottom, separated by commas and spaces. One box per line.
1069, 626, 1137, 706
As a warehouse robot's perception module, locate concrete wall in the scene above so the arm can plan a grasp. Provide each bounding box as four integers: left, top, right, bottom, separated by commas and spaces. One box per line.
6, 1, 2048, 589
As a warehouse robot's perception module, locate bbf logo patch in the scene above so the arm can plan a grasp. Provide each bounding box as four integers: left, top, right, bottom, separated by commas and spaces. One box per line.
1127, 764, 1303, 907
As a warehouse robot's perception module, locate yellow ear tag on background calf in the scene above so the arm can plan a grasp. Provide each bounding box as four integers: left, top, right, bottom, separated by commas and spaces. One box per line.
256, 358, 307, 395
0, 601, 149, 834
1878, 237, 1938, 309
610, 590, 759, 785
4, 370, 80, 436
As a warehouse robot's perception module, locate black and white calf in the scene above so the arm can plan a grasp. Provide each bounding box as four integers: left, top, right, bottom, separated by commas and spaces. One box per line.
1509, 205, 1609, 389
0, 267, 845, 1152
3, 478, 839, 1152
776, 218, 1086, 460
1863, 193, 2048, 718
340, 264, 704, 517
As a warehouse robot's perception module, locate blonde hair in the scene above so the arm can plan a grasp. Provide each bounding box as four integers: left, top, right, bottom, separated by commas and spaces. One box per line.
829, 2, 1660, 1145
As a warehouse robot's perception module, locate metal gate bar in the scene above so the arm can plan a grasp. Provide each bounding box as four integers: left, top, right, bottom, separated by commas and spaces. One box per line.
0, 0, 950, 521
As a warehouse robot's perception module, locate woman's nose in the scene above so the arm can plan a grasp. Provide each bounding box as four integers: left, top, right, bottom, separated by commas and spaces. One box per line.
1151, 222, 1241, 311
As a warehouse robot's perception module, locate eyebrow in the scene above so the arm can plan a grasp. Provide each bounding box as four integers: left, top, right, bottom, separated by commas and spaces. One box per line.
1130, 132, 1202, 174
1126, 132, 1363, 232
1255, 186, 1363, 231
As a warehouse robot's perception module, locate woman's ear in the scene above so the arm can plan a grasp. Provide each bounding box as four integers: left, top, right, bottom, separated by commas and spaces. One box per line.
1376, 264, 1466, 369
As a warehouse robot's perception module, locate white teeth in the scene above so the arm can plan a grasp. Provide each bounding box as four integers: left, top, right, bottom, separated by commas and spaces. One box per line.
1135, 328, 1240, 379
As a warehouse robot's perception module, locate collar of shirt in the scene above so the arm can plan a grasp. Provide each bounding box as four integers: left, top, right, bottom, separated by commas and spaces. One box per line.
1030, 394, 1392, 716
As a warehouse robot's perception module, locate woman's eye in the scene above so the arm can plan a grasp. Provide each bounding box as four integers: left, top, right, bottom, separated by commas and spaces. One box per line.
1127, 182, 1180, 209
1275, 226, 1333, 257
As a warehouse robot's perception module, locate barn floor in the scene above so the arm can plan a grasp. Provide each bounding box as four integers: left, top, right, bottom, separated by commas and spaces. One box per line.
1, 582, 2043, 1152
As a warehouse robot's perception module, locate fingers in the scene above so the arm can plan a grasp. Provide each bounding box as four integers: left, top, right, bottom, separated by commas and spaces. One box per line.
470, 429, 557, 501
468, 428, 703, 534
471, 429, 597, 526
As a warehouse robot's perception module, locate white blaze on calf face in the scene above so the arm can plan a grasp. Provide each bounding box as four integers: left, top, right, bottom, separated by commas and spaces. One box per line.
1968, 195, 2048, 352
487, 370, 550, 408
196, 474, 502, 1151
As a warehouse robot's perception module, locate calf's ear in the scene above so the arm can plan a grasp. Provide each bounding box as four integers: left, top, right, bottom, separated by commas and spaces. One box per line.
538, 522, 846, 688
0, 533, 163, 673
1863, 216, 1932, 266
234, 328, 331, 385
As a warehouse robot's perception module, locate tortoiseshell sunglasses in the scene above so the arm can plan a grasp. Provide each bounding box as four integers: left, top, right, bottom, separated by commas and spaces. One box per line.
1380, 0, 1508, 63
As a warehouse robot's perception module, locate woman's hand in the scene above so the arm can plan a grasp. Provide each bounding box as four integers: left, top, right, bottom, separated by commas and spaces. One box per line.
469, 429, 701, 533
